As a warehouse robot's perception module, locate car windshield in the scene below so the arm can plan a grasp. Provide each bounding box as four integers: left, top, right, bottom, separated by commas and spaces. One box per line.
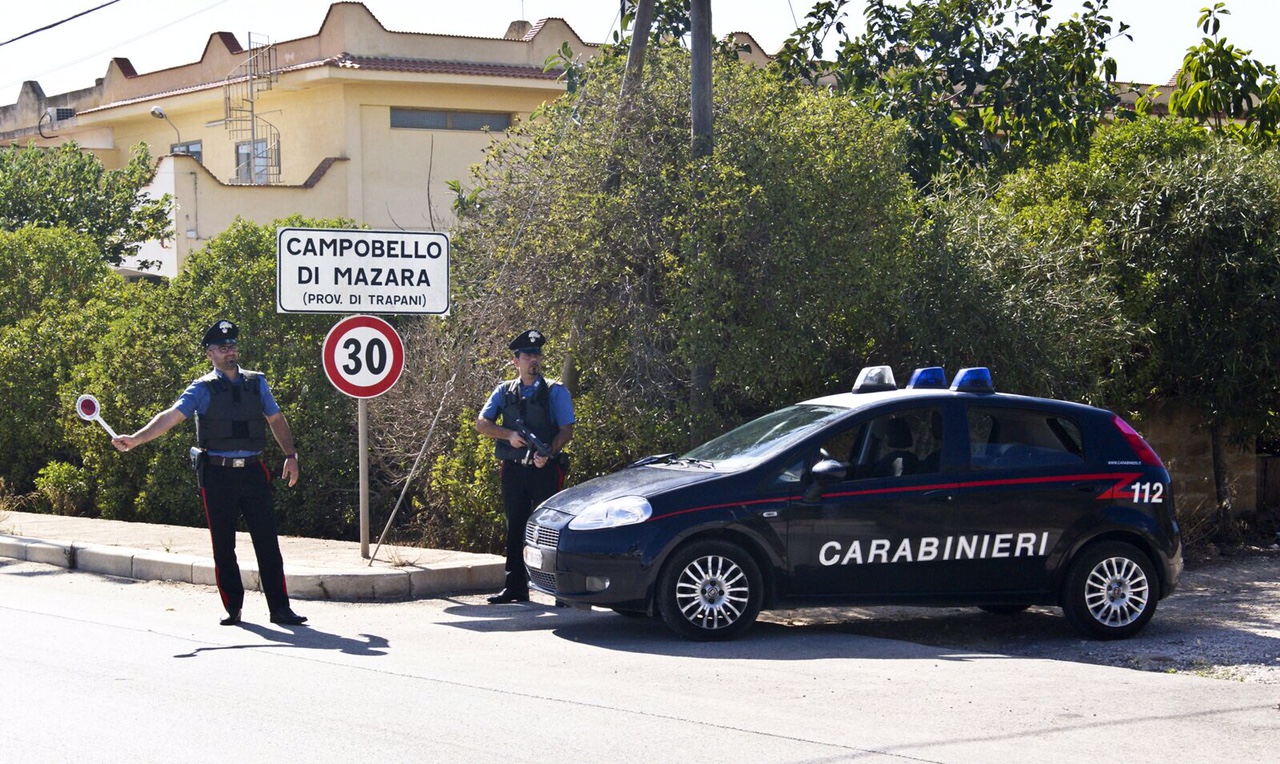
681, 404, 850, 470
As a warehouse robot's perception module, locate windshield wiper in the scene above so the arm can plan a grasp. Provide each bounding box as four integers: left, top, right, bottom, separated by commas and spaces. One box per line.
626, 453, 716, 469
626, 453, 678, 468
671, 457, 715, 468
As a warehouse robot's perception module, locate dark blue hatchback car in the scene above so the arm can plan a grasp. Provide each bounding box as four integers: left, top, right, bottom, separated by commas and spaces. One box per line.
524, 367, 1183, 641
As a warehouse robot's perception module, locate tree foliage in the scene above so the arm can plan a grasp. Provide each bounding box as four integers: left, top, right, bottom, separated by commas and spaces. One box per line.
932, 117, 1280, 435
0, 143, 171, 264
445, 42, 915, 459
0, 225, 115, 326
1099, 125, 1280, 436
911, 173, 1134, 405
0, 228, 125, 490
777, 0, 1129, 185
1155, 2, 1280, 146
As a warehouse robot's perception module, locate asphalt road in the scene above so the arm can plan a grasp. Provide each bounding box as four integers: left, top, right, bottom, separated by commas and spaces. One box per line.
4, 557, 1277, 763
762, 549, 1280, 684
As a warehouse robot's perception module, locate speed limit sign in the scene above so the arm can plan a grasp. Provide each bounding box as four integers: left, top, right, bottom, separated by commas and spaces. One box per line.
322, 315, 405, 398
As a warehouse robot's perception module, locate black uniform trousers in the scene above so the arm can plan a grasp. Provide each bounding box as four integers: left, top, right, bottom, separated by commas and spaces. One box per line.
499, 460, 564, 593
199, 461, 291, 614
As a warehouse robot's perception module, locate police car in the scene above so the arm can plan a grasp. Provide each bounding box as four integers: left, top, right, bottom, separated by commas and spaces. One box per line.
523, 366, 1183, 641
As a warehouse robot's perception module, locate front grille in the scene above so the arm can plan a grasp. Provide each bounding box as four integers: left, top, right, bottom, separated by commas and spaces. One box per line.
525, 523, 561, 548
528, 569, 557, 593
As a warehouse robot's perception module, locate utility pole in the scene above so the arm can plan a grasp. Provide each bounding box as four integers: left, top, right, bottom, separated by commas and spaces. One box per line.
690, 0, 712, 160
688, 0, 715, 444
623, 0, 656, 99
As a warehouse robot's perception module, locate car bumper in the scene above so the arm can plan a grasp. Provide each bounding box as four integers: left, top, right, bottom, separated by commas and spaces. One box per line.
523, 515, 657, 609
525, 543, 654, 607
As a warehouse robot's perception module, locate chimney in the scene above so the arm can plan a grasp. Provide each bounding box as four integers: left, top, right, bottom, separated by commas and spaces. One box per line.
504, 20, 532, 40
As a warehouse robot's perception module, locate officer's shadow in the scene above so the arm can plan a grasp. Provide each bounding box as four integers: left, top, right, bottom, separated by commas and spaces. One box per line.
174, 622, 389, 659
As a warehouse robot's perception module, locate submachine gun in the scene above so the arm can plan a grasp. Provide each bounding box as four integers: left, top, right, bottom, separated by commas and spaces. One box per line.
513, 418, 552, 465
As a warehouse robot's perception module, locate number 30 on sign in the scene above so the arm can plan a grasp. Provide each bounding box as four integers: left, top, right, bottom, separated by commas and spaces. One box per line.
322, 315, 405, 398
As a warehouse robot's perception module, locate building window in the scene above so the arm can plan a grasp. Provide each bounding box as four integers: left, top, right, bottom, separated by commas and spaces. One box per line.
234, 139, 277, 184
390, 107, 512, 132
170, 140, 202, 163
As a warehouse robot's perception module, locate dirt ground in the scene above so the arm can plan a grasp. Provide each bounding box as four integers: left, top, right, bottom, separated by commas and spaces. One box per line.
761, 545, 1280, 683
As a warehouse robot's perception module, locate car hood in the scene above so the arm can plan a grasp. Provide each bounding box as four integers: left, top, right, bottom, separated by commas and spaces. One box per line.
542, 465, 723, 515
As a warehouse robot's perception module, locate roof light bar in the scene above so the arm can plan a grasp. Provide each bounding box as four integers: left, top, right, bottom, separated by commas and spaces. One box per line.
853, 365, 897, 393
907, 366, 947, 389
950, 367, 995, 393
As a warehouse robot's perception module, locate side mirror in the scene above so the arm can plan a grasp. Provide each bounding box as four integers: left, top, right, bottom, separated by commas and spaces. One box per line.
811, 458, 847, 484
804, 459, 847, 501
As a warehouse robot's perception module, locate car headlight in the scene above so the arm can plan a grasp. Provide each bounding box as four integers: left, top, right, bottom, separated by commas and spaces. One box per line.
568, 496, 652, 530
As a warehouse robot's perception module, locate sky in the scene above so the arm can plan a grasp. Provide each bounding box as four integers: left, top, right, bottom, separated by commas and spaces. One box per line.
3, 0, 1280, 106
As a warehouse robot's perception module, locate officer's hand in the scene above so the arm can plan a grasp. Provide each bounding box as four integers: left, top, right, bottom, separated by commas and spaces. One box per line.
508, 431, 528, 449
533, 452, 550, 468
281, 457, 299, 487
111, 436, 135, 452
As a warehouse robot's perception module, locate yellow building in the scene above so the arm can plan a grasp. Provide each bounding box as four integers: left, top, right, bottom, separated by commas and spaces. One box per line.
0, 3, 600, 277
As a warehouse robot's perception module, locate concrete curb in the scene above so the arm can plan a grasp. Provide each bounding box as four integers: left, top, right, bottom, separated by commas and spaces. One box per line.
0, 533, 504, 602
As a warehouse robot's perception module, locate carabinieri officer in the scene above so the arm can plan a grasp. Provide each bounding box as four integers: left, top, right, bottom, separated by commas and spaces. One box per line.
112, 320, 307, 627
476, 329, 575, 603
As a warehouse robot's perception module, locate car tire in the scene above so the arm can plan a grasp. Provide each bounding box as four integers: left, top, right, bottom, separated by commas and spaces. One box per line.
978, 604, 1030, 615
1061, 541, 1158, 640
656, 539, 763, 641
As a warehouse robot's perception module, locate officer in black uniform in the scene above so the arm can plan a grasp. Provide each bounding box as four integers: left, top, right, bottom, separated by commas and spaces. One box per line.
112, 320, 307, 627
476, 329, 576, 603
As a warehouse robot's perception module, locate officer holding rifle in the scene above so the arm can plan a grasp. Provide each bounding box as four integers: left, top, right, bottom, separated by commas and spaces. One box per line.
476, 329, 575, 604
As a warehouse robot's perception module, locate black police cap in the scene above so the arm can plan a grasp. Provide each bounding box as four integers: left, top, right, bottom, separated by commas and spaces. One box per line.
508, 329, 545, 354
201, 319, 239, 348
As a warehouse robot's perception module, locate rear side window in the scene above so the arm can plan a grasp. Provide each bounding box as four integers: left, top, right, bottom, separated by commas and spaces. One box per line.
967, 407, 1084, 470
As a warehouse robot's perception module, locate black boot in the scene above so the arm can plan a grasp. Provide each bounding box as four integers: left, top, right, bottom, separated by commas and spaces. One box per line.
486, 589, 529, 604
269, 608, 308, 625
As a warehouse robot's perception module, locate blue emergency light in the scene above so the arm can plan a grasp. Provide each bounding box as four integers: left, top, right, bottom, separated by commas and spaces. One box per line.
907, 366, 947, 389
852, 365, 897, 393
950, 367, 995, 393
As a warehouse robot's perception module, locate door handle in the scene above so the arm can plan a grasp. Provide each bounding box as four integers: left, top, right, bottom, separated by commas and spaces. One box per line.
923, 490, 952, 502
1072, 481, 1100, 493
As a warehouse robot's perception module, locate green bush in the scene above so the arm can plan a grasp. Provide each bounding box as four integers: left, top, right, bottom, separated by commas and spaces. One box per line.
426, 410, 504, 553
34, 461, 90, 516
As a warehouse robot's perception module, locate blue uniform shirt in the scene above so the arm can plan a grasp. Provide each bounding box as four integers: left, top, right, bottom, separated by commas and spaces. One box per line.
175, 367, 281, 458
480, 376, 576, 430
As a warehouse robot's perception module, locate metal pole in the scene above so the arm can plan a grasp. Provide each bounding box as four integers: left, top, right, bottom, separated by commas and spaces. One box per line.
359, 398, 370, 558
690, 0, 713, 158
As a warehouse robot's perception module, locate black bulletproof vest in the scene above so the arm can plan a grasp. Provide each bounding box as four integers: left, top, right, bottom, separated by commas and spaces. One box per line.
195, 370, 268, 451
494, 377, 560, 461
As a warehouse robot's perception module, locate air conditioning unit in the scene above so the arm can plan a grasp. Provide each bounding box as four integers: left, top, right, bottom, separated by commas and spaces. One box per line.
45, 107, 76, 122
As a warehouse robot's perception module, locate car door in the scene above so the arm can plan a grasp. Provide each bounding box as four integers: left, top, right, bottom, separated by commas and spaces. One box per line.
786, 405, 957, 598
942, 401, 1096, 596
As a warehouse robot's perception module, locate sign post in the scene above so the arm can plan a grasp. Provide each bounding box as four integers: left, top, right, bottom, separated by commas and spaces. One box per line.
321, 315, 406, 558
279, 227, 449, 561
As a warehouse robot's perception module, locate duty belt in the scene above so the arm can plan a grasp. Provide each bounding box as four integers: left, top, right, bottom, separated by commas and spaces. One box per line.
205, 455, 261, 468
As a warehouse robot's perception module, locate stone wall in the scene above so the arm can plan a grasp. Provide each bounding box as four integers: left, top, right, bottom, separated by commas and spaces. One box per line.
1135, 401, 1256, 534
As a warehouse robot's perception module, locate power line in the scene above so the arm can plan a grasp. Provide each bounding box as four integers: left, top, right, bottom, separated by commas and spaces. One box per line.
0, 0, 232, 97
0, 0, 124, 48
